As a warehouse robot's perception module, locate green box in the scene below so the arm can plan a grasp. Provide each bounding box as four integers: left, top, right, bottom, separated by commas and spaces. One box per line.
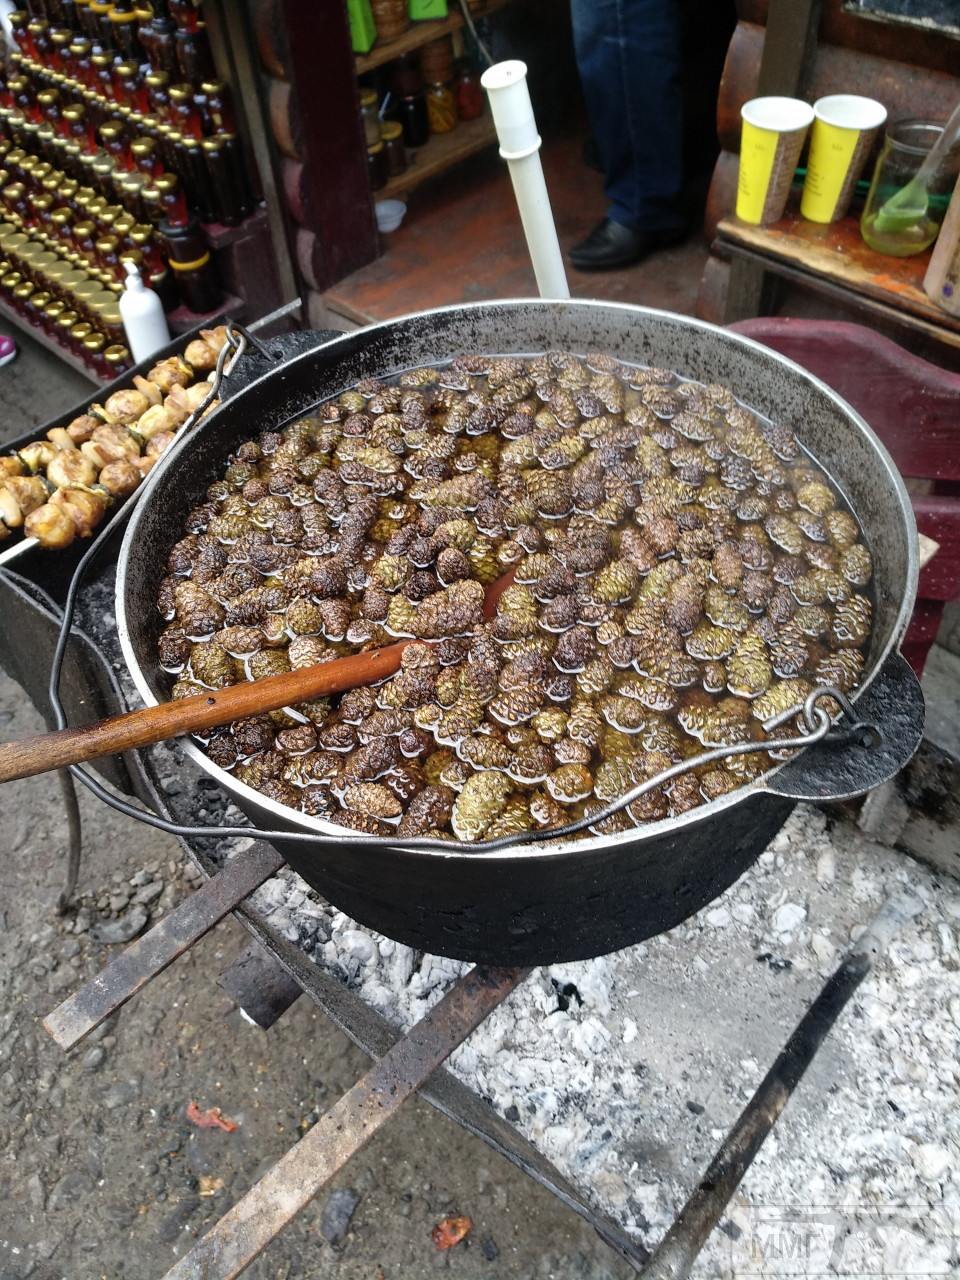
409, 0, 448, 19
347, 0, 376, 53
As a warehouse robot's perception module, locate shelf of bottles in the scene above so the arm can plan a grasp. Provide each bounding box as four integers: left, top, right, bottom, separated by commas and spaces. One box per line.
0, 0, 258, 375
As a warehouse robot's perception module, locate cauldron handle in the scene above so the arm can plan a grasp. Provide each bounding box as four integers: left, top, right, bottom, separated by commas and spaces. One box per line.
216, 325, 347, 404
763, 651, 924, 803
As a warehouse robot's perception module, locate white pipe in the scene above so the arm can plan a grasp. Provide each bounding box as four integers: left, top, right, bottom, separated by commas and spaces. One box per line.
481, 60, 570, 300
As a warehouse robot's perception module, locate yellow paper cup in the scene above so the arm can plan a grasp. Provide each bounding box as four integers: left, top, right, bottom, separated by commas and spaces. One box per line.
736, 97, 814, 225
800, 95, 887, 223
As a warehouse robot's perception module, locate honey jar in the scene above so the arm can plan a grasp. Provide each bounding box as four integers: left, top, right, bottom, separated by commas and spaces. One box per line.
426, 82, 457, 135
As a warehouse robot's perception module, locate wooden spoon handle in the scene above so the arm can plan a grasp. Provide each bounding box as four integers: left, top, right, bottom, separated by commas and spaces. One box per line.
0, 641, 410, 785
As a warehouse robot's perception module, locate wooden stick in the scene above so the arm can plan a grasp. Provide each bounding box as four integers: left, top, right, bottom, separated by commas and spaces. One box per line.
0, 567, 518, 786
0, 642, 411, 785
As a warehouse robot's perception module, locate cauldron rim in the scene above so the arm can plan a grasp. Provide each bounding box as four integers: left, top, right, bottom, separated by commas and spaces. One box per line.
116, 298, 918, 863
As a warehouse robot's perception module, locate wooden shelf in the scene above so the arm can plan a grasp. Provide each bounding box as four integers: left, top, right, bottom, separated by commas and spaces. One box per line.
356, 0, 513, 74
0, 297, 102, 384
379, 113, 496, 200
716, 209, 960, 345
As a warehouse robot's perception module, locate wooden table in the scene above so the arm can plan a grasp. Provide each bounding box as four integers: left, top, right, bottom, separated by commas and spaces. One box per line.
715, 207, 960, 353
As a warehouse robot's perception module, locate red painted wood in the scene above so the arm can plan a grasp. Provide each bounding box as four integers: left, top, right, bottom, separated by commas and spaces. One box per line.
730, 318, 960, 481
915, 495, 960, 601
277, 0, 378, 289
728, 317, 960, 673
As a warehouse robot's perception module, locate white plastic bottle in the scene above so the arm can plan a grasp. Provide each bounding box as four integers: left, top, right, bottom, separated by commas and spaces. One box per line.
119, 260, 171, 363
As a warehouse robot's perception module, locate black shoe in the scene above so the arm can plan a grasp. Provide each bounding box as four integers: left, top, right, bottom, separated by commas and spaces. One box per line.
569, 217, 686, 271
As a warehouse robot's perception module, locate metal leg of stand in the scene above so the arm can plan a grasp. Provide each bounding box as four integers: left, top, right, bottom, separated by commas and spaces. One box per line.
55, 768, 83, 916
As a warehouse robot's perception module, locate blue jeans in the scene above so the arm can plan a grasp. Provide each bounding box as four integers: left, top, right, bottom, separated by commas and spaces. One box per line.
571, 0, 684, 232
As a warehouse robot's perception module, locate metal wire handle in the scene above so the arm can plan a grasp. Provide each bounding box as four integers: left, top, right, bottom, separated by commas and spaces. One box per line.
65, 684, 881, 857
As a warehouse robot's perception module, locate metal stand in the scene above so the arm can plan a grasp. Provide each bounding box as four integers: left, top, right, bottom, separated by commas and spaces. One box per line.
55, 766, 83, 915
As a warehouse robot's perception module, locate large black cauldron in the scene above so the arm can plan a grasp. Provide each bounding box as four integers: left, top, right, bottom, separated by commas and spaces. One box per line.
117, 302, 924, 965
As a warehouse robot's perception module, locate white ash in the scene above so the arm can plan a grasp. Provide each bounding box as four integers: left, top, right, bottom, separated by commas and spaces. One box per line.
248, 805, 960, 1270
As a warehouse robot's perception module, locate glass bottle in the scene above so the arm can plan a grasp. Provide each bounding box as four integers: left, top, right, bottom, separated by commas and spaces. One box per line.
100, 123, 134, 172
69, 37, 94, 89
168, 83, 202, 139
85, 331, 113, 374
109, 4, 143, 60
454, 62, 484, 122
180, 134, 215, 219
366, 140, 387, 191
359, 88, 382, 148
88, 0, 115, 50
8, 12, 31, 57
146, 71, 171, 122
426, 82, 457, 135
48, 27, 72, 73
75, 0, 100, 40
154, 171, 188, 226
199, 80, 235, 134
170, 246, 219, 312
397, 93, 428, 148
131, 136, 162, 178
860, 119, 960, 258
175, 26, 214, 84
168, 0, 200, 30
380, 120, 406, 177
90, 52, 114, 100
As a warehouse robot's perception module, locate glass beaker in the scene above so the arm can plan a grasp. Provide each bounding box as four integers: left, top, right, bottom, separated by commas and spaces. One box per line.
861, 119, 960, 257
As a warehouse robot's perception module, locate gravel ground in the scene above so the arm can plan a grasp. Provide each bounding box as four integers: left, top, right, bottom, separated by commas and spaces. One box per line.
0, 670, 636, 1280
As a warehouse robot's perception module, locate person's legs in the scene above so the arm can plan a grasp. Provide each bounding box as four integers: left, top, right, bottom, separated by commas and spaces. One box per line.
571, 0, 684, 266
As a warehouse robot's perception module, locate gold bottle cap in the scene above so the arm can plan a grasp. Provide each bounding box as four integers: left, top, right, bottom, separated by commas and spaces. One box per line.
50, 28, 72, 46
95, 235, 119, 254
26, 21, 46, 35
16, 239, 43, 258
200, 137, 222, 154
360, 88, 377, 108
32, 250, 59, 271
103, 342, 128, 363
74, 219, 96, 239
89, 0, 112, 14
13, 280, 35, 299
200, 79, 227, 96
115, 60, 139, 80
114, 214, 135, 235
97, 209, 118, 231
70, 321, 93, 341
86, 288, 116, 311
92, 157, 115, 178
8, 11, 27, 27
4, 232, 29, 249
63, 250, 82, 266
130, 138, 155, 159
43, 299, 66, 319
55, 309, 79, 329
30, 193, 54, 212
118, 245, 141, 265
37, 90, 60, 107
69, 38, 92, 55
61, 267, 90, 289
154, 173, 179, 194
109, 6, 138, 21
32, 290, 51, 308
73, 278, 101, 297
381, 120, 402, 141
62, 104, 86, 122
45, 258, 69, 281
99, 123, 122, 141
85, 332, 108, 354
129, 226, 151, 247
1, 271, 23, 287
91, 52, 113, 70
64, 141, 82, 161
145, 70, 169, 89
168, 84, 195, 104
